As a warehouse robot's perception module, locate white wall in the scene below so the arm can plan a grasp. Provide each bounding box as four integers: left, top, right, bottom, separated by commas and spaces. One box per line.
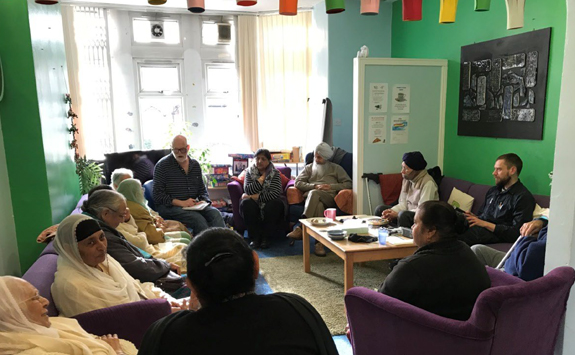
546, 0, 575, 353
0, 115, 20, 276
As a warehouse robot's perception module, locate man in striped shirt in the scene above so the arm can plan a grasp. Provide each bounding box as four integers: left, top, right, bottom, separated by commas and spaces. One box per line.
153, 135, 225, 235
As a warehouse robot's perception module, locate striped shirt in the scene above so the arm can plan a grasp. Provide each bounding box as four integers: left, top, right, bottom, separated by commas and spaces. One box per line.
153, 154, 210, 207
244, 167, 282, 203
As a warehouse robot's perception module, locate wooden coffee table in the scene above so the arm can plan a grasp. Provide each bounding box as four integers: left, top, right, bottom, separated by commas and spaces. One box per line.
300, 215, 418, 294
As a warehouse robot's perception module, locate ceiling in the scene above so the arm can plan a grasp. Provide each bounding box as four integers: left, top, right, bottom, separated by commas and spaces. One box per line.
61, 0, 324, 13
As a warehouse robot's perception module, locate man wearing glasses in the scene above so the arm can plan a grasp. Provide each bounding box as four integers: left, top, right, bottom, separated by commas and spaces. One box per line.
153, 135, 225, 235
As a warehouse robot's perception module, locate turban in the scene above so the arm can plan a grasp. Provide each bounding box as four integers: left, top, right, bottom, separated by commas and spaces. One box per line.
315, 143, 334, 160
402, 151, 427, 171
75, 219, 102, 242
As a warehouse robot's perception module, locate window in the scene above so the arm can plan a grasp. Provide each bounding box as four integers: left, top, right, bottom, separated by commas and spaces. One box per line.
136, 62, 184, 149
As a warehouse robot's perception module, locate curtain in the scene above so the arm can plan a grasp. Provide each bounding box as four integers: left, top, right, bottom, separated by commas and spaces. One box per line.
237, 16, 260, 152
257, 12, 312, 152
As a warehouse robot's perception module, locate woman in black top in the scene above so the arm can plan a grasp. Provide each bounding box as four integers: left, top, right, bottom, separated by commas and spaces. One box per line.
139, 228, 338, 355
380, 201, 491, 320
240, 148, 286, 249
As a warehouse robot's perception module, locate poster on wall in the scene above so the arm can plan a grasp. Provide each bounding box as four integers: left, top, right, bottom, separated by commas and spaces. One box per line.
458, 28, 551, 140
392, 84, 410, 113
369, 83, 388, 113
368, 116, 387, 144
391, 116, 409, 144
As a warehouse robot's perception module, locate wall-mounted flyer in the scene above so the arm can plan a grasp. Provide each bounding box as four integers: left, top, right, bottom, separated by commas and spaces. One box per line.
369, 116, 387, 144
369, 83, 388, 113
391, 116, 409, 144
392, 84, 410, 113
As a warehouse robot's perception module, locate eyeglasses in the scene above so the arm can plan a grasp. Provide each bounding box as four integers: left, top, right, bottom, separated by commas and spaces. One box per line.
107, 207, 126, 219
172, 147, 188, 154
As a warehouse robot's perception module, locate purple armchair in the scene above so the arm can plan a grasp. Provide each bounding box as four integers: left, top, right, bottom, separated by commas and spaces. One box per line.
345, 266, 575, 355
227, 166, 293, 234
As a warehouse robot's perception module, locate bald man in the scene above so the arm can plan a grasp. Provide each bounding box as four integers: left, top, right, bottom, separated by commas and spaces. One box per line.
153, 135, 225, 235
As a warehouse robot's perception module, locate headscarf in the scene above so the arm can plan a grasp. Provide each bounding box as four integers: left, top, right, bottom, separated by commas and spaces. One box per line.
402, 151, 427, 171
315, 142, 334, 160
51, 214, 152, 317
117, 178, 149, 210
0, 276, 59, 337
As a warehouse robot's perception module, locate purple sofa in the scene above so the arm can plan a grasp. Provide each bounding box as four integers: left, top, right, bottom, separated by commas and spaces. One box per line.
227, 166, 292, 234
345, 266, 575, 355
439, 177, 550, 251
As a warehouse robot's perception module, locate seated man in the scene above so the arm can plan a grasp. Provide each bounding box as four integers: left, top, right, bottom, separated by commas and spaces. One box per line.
374, 151, 438, 228
459, 153, 535, 246
471, 211, 548, 281
110, 168, 133, 190
153, 135, 225, 235
287, 142, 352, 256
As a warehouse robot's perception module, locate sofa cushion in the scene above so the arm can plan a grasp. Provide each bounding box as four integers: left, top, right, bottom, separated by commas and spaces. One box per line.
439, 177, 474, 203
447, 187, 475, 212
22, 253, 59, 316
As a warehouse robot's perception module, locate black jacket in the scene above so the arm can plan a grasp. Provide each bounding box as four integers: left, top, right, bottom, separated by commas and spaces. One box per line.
99, 222, 171, 283
478, 180, 535, 243
380, 239, 491, 321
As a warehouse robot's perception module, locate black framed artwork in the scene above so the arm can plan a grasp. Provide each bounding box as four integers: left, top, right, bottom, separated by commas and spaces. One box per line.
458, 28, 551, 140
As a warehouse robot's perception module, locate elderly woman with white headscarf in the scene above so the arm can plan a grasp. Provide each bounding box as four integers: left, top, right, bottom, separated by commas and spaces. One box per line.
51, 214, 185, 318
0, 276, 137, 354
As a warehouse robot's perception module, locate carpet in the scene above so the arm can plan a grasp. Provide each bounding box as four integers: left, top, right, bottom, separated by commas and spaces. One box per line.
259, 253, 391, 335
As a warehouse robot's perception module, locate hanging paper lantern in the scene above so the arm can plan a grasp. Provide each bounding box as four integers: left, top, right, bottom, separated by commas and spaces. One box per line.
475, 0, 491, 11
506, 0, 525, 29
439, 0, 458, 24
148, 0, 167, 4
325, 0, 345, 14
187, 0, 205, 13
402, 0, 422, 21
237, 0, 257, 6
280, 0, 298, 16
360, 0, 379, 15
35, 0, 58, 4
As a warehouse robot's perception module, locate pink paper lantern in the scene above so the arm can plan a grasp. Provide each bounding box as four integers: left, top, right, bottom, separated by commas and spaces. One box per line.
361, 0, 380, 15
187, 0, 205, 13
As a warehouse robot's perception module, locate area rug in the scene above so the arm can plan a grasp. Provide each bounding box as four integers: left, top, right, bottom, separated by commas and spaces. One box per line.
259, 253, 390, 335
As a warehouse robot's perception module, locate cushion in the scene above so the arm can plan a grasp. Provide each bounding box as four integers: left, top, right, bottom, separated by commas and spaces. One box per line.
533, 204, 550, 219
447, 187, 475, 212
335, 189, 353, 214
279, 172, 290, 190
378, 173, 403, 205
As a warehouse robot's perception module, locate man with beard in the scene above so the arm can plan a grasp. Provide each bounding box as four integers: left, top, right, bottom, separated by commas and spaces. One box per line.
374, 151, 439, 228
459, 153, 535, 246
153, 135, 225, 235
287, 142, 352, 256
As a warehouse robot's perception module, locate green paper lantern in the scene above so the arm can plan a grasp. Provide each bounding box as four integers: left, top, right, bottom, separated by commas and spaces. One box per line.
475, 0, 491, 11
326, 0, 345, 14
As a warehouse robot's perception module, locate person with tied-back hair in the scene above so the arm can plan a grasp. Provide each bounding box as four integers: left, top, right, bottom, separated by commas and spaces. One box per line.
240, 148, 286, 249
379, 201, 491, 321
82, 189, 187, 295
139, 228, 338, 355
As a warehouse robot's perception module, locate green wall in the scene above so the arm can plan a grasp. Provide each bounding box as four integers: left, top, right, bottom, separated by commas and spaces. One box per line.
328, 1, 393, 151
391, 1, 565, 195
0, 0, 80, 272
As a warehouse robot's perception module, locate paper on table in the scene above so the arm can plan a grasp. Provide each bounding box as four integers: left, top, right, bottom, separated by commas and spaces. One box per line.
182, 201, 209, 211
386, 236, 415, 245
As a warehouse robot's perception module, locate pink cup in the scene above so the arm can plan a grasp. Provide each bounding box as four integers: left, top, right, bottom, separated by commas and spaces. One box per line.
324, 208, 337, 221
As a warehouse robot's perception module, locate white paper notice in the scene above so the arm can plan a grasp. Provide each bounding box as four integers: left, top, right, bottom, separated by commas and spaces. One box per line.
392, 84, 410, 113
369, 116, 386, 144
391, 116, 409, 144
369, 83, 388, 113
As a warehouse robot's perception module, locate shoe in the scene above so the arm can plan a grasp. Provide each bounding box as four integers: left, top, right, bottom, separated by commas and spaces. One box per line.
287, 226, 303, 241
250, 241, 261, 249
314, 243, 326, 257
260, 238, 269, 249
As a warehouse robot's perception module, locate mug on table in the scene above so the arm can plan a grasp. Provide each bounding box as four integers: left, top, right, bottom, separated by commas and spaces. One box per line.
324, 208, 336, 221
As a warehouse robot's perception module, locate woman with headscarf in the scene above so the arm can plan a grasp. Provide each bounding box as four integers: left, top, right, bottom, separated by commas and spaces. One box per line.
0, 276, 136, 354
240, 149, 286, 249
117, 179, 191, 246
51, 214, 186, 318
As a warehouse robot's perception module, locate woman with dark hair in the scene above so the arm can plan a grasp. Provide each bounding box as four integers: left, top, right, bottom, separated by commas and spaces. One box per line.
139, 228, 338, 355
240, 148, 286, 249
379, 201, 491, 320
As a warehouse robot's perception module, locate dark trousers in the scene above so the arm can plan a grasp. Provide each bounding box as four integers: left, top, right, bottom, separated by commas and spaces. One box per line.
240, 198, 285, 242
374, 204, 415, 228
458, 226, 501, 246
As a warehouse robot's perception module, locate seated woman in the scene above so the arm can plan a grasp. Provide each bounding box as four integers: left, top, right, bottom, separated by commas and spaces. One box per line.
139, 228, 338, 355
379, 201, 491, 320
117, 178, 191, 245
51, 214, 186, 317
240, 148, 286, 249
0, 276, 137, 354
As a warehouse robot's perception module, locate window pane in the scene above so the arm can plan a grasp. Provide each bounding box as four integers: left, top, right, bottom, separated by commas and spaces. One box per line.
133, 18, 180, 44
205, 97, 247, 164
206, 66, 236, 93
139, 97, 184, 149
140, 65, 180, 93
202, 22, 218, 46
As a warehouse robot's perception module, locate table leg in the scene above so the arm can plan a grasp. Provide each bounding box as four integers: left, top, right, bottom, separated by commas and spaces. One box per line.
344, 253, 354, 294
302, 225, 310, 273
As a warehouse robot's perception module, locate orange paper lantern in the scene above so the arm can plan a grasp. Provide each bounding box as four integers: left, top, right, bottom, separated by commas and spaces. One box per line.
237, 0, 257, 6
280, 0, 298, 16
